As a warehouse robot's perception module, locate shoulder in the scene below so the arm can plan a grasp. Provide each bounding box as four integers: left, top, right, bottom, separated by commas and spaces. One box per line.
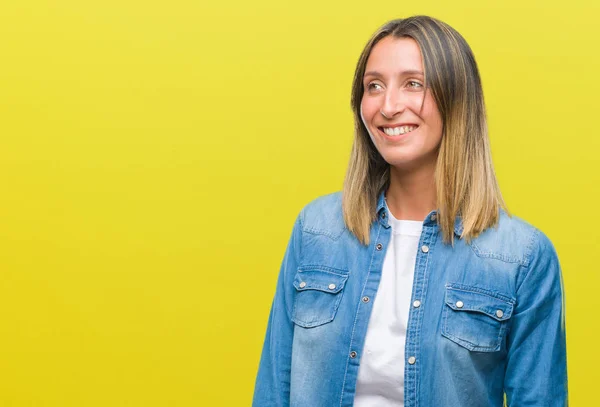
299, 191, 346, 240
469, 209, 557, 268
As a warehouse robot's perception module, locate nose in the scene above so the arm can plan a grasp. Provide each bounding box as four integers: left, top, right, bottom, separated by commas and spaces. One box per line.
380, 87, 406, 119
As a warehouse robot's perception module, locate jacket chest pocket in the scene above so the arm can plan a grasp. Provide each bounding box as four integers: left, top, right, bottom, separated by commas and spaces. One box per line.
442, 283, 515, 352
291, 267, 348, 328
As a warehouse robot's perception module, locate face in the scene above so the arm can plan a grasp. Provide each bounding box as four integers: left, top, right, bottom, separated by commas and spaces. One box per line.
360, 36, 443, 171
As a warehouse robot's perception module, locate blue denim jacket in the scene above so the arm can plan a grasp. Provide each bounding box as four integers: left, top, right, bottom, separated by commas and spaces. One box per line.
253, 191, 568, 406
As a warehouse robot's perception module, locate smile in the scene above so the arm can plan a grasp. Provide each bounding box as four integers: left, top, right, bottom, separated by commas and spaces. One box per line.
380, 125, 418, 136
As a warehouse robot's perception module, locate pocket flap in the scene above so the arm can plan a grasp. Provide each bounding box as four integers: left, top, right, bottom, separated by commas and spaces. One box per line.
293, 268, 348, 294
444, 284, 515, 321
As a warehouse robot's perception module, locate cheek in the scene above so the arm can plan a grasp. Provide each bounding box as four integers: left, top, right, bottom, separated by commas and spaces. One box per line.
359, 103, 367, 127
422, 99, 443, 135
360, 103, 378, 146
360, 100, 375, 130
360, 97, 378, 121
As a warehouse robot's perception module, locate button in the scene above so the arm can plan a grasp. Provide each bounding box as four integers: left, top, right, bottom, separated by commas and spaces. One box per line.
328, 283, 336, 290
431, 214, 437, 221
381, 212, 386, 219
362, 296, 370, 303
496, 309, 504, 318
456, 301, 464, 308
413, 300, 421, 308
350, 351, 357, 358
408, 356, 416, 365
421, 245, 429, 253
299, 281, 306, 288
376, 243, 383, 251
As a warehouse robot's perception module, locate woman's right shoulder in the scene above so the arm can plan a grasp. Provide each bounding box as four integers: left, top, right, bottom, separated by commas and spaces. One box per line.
296, 191, 346, 240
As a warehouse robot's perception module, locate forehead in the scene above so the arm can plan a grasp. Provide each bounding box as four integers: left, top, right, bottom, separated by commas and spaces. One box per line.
365, 36, 423, 73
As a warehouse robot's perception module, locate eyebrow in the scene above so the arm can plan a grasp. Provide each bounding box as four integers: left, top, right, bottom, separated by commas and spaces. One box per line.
364, 70, 424, 78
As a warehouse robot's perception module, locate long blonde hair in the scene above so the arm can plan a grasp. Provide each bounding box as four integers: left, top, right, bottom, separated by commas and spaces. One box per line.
343, 15, 507, 246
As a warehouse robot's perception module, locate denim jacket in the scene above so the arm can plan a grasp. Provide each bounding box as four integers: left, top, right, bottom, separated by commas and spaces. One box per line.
253, 191, 568, 406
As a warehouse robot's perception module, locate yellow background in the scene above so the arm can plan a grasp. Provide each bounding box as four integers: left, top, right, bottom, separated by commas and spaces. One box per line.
0, 0, 598, 405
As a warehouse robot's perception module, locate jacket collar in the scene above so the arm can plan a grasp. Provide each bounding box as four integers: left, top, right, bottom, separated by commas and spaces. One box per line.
376, 189, 463, 238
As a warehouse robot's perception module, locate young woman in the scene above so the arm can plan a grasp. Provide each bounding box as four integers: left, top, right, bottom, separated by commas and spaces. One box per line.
253, 15, 568, 407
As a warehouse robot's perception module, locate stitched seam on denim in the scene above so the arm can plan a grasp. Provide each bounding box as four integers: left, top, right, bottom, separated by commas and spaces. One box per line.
442, 300, 449, 341
442, 330, 499, 351
303, 227, 345, 241
523, 227, 538, 268
294, 285, 344, 294
443, 329, 501, 351
339, 223, 382, 407
498, 324, 507, 350
291, 291, 299, 327
297, 266, 349, 276
445, 305, 510, 321
292, 316, 334, 328
449, 308, 510, 321
469, 242, 525, 265
445, 284, 516, 304
413, 227, 437, 407
516, 228, 541, 294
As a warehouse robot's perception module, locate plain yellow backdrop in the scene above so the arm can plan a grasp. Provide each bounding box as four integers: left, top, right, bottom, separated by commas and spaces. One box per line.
0, 0, 598, 405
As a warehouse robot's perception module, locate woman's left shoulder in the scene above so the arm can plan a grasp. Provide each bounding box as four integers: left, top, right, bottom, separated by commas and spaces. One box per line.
470, 209, 558, 267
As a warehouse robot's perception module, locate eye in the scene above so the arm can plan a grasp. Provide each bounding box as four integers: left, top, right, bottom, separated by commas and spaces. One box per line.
366, 82, 383, 92
407, 80, 423, 89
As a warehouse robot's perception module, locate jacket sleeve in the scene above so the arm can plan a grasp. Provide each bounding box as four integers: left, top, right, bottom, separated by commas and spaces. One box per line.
504, 229, 568, 406
252, 211, 303, 407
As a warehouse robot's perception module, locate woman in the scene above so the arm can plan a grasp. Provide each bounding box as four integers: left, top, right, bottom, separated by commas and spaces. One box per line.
253, 15, 567, 407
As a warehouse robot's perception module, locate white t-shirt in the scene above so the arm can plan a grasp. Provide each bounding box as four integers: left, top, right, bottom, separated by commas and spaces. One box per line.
353, 208, 423, 407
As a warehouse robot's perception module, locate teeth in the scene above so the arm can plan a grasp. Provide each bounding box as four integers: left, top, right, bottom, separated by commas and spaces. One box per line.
382, 125, 417, 136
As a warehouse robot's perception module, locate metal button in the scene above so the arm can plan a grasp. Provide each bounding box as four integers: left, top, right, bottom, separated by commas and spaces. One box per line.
362, 296, 370, 303
381, 212, 386, 219
408, 356, 416, 365
350, 351, 357, 358
299, 281, 306, 288
421, 245, 429, 253
413, 300, 421, 308
328, 283, 336, 290
376, 243, 383, 251
496, 309, 504, 318
456, 301, 464, 308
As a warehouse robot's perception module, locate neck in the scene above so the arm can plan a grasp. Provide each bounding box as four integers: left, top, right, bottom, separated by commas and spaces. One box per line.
385, 161, 437, 221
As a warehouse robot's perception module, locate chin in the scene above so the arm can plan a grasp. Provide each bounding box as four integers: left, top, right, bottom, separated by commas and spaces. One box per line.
381, 152, 436, 171
379, 152, 418, 166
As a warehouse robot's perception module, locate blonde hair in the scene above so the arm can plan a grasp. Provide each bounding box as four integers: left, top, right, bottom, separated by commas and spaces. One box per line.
343, 15, 507, 246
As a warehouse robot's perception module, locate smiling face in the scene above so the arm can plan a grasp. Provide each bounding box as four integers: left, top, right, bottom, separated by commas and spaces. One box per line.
360, 36, 443, 171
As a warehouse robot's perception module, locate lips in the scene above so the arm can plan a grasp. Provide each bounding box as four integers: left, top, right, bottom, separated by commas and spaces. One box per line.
380, 123, 419, 129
